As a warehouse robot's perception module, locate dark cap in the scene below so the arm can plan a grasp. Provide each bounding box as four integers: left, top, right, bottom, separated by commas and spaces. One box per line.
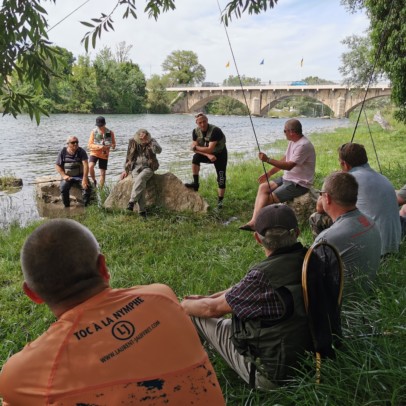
96, 116, 106, 126
255, 204, 298, 235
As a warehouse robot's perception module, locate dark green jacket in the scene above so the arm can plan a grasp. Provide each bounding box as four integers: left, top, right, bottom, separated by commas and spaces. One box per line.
195, 124, 226, 154
231, 243, 312, 384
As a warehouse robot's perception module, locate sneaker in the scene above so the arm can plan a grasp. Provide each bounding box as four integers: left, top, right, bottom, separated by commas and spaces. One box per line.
185, 182, 199, 192
127, 202, 135, 211
217, 200, 223, 209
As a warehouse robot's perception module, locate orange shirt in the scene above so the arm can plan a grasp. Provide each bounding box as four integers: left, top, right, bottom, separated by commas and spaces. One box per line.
0, 285, 225, 405
88, 127, 116, 159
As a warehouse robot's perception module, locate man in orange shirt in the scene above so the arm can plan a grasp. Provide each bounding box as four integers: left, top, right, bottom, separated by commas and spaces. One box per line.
88, 116, 116, 187
0, 219, 225, 405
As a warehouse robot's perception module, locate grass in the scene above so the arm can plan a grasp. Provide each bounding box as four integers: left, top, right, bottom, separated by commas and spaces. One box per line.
0, 112, 405, 405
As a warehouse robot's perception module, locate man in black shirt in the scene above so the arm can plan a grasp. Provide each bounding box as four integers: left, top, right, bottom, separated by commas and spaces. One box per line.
185, 113, 227, 208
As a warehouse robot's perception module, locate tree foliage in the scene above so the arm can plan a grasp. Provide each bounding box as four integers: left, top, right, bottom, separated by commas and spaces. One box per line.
340, 0, 406, 122
1, 1, 281, 122
162, 50, 206, 85
222, 75, 261, 86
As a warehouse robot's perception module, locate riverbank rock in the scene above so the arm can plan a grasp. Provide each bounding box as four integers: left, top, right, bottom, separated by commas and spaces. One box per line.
104, 172, 209, 213
285, 188, 318, 224
34, 176, 87, 218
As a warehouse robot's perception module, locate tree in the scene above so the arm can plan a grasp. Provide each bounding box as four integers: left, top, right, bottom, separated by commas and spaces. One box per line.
162, 50, 206, 85
146, 74, 171, 113
340, 0, 406, 122
1, 1, 279, 121
223, 75, 261, 86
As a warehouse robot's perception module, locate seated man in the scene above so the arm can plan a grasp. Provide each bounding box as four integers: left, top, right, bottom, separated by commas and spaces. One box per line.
396, 184, 406, 238
310, 143, 400, 256
182, 204, 312, 389
314, 172, 381, 289
120, 129, 162, 217
0, 219, 225, 405
55, 136, 91, 208
240, 119, 315, 231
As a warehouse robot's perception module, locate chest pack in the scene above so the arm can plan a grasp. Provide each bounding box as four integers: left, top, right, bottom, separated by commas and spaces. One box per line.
94, 127, 113, 146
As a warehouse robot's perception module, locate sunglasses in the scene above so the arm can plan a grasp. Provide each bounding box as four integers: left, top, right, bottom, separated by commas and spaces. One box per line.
68, 141, 79, 145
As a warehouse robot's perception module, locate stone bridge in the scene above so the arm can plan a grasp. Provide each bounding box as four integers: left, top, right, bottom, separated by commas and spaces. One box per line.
166, 84, 391, 118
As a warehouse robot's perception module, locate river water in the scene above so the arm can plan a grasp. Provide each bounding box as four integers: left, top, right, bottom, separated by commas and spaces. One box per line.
0, 113, 350, 228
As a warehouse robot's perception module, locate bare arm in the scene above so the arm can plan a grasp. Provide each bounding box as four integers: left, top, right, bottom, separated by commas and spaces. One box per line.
181, 291, 232, 318
55, 164, 69, 180
259, 153, 296, 171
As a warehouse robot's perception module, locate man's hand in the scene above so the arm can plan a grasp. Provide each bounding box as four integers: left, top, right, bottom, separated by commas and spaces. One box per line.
259, 152, 270, 163
120, 171, 128, 180
258, 172, 270, 184
207, 154, 217, 162
82, 178, 89, 189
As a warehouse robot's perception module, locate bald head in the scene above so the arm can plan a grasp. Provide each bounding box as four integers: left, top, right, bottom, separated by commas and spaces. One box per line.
21, 219, 104, 307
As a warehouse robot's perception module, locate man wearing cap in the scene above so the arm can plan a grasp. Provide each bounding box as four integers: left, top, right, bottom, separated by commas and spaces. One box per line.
55, 136, 92, 208
88, 116, 116, 188
184, 113, 228, 208
240, 119, 315, 231
181, 204, 312, 389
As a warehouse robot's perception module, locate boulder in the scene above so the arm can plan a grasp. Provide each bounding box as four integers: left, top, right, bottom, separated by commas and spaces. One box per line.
34, 175, 84, 206
285, 188, 318, 224
104, 172, 209, 213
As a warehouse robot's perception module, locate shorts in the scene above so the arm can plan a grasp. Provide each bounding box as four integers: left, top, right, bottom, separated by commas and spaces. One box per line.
273, 177, 309, 202
89, 155, 108, 170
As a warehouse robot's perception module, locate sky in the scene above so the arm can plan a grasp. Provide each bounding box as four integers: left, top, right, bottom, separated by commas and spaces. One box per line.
43, 0, 370, 84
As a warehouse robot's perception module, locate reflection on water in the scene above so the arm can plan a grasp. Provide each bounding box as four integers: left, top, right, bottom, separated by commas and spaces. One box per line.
0, 113, 350, 227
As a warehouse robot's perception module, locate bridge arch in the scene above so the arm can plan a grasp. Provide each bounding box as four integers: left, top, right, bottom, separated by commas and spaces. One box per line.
167, 84, 391, 118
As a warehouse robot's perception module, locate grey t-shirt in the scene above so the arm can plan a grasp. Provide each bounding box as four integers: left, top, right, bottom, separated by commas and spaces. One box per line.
315, 209, 381, 284
349, 164, 401, 255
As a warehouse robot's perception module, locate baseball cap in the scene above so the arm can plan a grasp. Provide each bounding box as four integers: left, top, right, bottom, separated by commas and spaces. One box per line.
255, 204, 298, 235
96, 116, 106, 126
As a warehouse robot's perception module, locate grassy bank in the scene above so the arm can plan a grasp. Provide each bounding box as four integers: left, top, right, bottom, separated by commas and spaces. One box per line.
0, 116, 405, 405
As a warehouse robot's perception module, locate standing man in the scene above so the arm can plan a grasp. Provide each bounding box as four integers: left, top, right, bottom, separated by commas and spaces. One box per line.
88, 116, 116, 188
120, 129, 162, 217
55, 136, 91, 208
182, 204, 312, 389
314, 172, 381, 288
240, 119, 315, 231
185, 113, 228, 208
0, 219, 225, 405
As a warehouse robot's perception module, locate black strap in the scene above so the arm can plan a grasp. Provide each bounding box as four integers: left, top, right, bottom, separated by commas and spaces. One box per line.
249, 362, 257, 388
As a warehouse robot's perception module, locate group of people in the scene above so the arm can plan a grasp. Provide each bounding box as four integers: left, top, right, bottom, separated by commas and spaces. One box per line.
2, 116, 404, 403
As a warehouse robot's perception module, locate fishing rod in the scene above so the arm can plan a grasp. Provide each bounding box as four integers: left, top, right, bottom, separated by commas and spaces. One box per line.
349, 0, 396, 175
216, 0, 273, 193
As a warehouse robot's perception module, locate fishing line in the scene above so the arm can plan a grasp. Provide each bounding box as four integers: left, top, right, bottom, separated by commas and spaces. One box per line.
47, 0, 91, 33
216, 0, 272, 192
349, 0, 396, 174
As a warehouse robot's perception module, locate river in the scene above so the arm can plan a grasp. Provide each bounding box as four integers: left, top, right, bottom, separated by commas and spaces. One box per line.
0, 114, 350, 228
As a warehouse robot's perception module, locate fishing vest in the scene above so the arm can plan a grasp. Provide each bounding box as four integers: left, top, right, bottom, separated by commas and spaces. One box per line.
93, 127, 113, 146
195, 124, 226, 154
231, 243, 312, 384
62, 147, 84, 177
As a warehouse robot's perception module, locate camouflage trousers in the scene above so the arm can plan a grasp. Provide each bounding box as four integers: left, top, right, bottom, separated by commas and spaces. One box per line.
309, 212, 333, 238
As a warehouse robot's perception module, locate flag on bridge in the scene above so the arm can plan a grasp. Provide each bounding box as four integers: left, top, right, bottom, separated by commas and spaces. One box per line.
300, 58, 304, 67
225, 61, 230, 68
260, 59, 264, 65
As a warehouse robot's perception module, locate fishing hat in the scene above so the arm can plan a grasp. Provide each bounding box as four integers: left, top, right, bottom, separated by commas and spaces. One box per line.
96, 116, 106, 126
255, 204, 298, 236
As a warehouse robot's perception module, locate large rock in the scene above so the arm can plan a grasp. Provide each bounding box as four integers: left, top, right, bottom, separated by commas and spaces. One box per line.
104, 172, 209, 213
285, 188, 318, 224
34, 175, 87, 218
